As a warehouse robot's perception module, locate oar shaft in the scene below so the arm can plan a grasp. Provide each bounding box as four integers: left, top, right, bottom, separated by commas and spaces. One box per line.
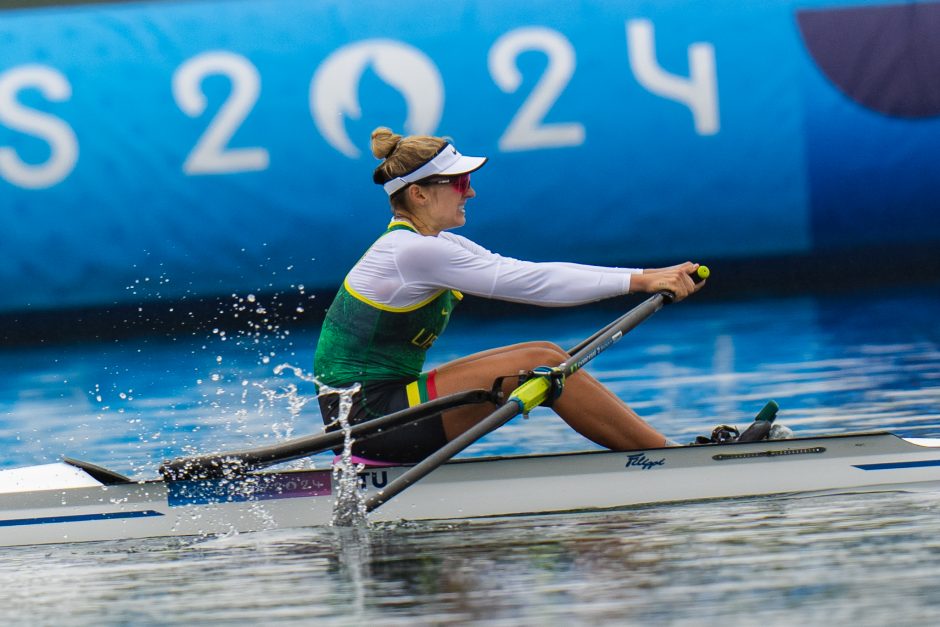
563, 294, 665, 375
161, 388, 493, 480
365, 401, 520, 511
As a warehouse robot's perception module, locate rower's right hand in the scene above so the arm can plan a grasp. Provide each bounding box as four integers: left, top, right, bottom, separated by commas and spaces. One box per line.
632, 262, 704, 301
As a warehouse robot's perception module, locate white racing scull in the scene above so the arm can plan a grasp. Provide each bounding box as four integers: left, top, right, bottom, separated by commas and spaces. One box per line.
2, 432, 940, 547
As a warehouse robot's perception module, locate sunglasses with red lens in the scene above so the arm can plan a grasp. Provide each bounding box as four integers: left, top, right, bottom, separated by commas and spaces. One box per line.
422, 173, 471, 195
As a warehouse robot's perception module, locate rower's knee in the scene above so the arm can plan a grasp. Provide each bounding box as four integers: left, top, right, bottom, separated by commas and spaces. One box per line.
523, 341, 569, 365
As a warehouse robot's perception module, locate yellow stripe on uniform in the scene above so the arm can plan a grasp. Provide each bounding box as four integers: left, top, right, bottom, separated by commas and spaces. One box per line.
405, 380, 422, 407
343, 278, 446, 313
387, 220, 417, 231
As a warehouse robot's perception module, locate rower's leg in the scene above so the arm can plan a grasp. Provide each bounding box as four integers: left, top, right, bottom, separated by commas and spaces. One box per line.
432, 341, 669, 450
553, 369, 669, 449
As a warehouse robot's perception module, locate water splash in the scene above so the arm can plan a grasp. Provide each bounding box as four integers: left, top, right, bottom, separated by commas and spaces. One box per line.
326, 382, 367, 527
272, 363, 318, 384
255, 381, 311, 441
274, 364, 368, 527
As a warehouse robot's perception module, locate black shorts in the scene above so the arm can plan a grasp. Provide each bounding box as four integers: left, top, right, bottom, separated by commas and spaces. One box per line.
318, 373, 448, 464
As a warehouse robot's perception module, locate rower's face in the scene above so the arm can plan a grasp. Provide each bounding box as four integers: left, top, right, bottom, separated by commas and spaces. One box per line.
422, 177, 476, 231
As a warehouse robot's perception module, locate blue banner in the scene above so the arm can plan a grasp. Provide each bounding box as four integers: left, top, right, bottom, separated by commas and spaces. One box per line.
1, 0, 938, 313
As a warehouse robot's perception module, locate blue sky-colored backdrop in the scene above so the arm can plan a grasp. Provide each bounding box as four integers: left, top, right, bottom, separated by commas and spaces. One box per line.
1, 0, 938, 312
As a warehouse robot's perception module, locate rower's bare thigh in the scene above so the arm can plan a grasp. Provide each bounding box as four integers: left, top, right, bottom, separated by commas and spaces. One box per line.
433, 342, 567, 438
434, 341, 566, 372
434, 341, 566, 394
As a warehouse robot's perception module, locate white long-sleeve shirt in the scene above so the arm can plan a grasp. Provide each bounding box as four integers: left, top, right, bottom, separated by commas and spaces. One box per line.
345, 225, 641, 308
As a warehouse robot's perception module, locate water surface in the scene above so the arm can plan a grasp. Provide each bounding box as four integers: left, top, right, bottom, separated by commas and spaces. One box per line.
2, 288, 940, 624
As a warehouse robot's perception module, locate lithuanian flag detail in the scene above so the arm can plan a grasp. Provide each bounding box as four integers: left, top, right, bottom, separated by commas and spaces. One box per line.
405, 371, 438, 407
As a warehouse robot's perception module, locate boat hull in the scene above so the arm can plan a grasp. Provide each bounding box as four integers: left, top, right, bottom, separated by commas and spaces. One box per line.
2, 432, 940, 547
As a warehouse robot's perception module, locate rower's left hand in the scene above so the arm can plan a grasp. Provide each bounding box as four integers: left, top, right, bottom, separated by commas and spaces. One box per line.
633, 262, 704, 301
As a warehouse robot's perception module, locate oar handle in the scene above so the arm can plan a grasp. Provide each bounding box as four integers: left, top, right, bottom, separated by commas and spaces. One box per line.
658, 264, 710, 303
567, 265, 708, 355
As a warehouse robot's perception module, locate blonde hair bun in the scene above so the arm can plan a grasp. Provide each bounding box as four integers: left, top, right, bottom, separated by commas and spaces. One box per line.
371, 127, 403, 160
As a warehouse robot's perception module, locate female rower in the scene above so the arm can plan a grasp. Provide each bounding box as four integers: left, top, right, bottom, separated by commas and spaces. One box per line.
314, 127, 705, 463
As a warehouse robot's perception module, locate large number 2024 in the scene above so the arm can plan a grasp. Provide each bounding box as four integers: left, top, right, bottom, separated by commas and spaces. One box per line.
0, 22, 716, 186
173, 23, 716, 173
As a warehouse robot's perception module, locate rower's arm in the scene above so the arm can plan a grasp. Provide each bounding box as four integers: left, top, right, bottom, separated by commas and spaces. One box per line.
399, 235, 635, 306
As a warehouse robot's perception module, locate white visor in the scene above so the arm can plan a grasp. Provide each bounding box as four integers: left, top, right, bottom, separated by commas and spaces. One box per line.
382, 143, 487, 196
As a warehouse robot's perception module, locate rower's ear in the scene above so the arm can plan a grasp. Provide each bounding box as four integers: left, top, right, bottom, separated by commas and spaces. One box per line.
406, 183, 431, 206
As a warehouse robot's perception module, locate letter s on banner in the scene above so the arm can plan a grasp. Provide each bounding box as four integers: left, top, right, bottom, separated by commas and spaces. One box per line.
0, 65, 79, 190
627, 19, 719, 135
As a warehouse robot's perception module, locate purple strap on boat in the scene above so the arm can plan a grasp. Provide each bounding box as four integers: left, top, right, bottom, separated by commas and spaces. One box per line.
333, 455, 399, 468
